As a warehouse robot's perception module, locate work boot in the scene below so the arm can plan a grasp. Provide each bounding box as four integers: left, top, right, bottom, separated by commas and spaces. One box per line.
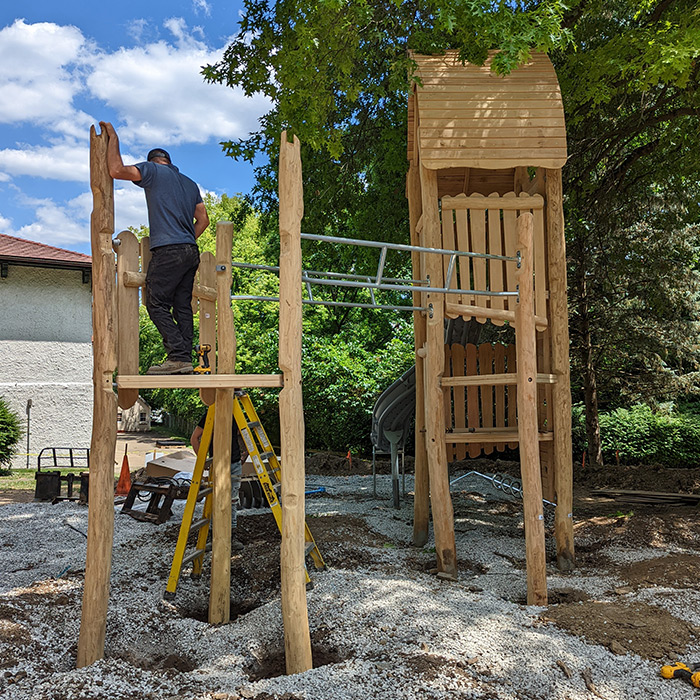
232, 538, 244, 552
146, 359, 193, 375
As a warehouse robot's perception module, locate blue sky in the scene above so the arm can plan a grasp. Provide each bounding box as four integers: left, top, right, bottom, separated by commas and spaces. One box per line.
0, 1, 269, 255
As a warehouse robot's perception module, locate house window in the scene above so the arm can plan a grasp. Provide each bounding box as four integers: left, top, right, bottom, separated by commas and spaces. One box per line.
117, 412, 123, 422
139, 412, 147, 423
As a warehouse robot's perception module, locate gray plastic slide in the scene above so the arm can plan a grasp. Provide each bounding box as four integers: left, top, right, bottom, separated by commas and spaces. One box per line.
370, 365, 416, 507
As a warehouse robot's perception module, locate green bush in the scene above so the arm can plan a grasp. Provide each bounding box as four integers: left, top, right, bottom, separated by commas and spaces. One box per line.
0, 397, 22, 474
574, 403, 700, 467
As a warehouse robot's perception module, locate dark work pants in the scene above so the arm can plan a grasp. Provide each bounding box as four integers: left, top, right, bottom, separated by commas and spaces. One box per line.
145, 244, 200, 362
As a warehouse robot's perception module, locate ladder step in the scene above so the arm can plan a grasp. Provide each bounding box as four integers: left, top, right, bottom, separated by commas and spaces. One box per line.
259, 451, 275, 461
190, 518, 210, 532
182, 547, 207, 567
305, 542, 317, 556
247, 421, 261, 429
197, 487, 213, 499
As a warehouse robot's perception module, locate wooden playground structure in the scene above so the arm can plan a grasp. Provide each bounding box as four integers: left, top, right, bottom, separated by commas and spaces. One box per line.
76, 51, 573, 674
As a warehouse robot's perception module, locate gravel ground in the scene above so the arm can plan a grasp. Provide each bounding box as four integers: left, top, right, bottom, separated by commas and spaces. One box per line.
1, 472, 699, 699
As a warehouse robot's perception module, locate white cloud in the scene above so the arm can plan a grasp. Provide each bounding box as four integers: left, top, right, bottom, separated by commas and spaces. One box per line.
9, 193, 90, 247
87, 19, 270, 148
192, 0, 212, 18
114, 185, 149, 233
0, 139, 88, 182
0, 20, 94, 135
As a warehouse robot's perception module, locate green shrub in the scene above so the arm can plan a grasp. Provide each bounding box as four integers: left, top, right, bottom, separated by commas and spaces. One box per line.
0, 397, 22, 474
575, 403, 700, 467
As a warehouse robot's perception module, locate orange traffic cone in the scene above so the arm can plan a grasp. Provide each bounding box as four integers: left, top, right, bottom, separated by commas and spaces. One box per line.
116, 445, 132, 496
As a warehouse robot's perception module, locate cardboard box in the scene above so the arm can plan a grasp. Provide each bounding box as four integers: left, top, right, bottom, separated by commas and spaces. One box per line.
145, 450, 197, 478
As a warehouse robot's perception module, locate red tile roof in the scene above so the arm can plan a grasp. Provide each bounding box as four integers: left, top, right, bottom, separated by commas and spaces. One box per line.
0, 233, 91, 269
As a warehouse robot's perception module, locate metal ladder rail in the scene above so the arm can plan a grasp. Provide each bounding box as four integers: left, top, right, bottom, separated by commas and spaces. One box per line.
163, 407, 215, 600
233, 394, 326, 578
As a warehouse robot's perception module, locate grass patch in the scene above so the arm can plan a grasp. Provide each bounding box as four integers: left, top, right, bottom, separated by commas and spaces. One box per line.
0, 468, 93, 493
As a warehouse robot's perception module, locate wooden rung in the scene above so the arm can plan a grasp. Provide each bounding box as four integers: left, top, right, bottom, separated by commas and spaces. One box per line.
441, 373, 557, 387
445, 429, 554, 444
441, 193, 544, 211
445, 302, 548, 331
116, 373, 284, 389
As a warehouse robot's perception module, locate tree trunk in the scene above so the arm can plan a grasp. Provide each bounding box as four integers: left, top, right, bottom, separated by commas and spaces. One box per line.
577, 275, 603, 468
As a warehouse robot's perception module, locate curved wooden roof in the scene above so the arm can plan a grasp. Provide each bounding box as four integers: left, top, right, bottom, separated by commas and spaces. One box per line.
409, 51, 567, 170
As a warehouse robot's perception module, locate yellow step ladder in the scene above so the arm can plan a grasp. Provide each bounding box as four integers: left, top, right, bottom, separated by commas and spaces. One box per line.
164, 392, 326, 600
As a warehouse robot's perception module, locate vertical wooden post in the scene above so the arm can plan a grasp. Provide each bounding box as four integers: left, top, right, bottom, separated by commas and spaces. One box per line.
209, 220, 234, 624
116, 230, 140, 409
407, 162, 429, 547
419, 164, 457, 580
77, 125, 117, 667
199, 251, 217, 406
545, 169, 575, 571
514, 212, 547, 606
278, 132, 313, 674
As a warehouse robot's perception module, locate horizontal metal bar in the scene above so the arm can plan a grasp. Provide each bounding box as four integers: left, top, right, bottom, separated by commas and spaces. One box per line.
230, 295, 422, 313
301, 232, 517, 263
304, 276, 517, 297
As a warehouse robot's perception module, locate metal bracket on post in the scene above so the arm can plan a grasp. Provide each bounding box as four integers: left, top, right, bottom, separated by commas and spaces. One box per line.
428, 303, 434, 319
216, 264, 227, 272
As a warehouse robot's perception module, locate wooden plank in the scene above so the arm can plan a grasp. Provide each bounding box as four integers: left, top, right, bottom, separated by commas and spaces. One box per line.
494, 343, 506, 451
545, 168, 575, 572
479, 343, 494, 455
116, 230, 140, 409
514, 211, 547, 606
198, 252, 217, 406
421, 137, 568, 150
77, 124, 117, 669
486, 193, 505, 324
420, 163, 457, 579
532, 206, 547, 321
422, 158, 567, 170
443, 193, 544, 211
422, 147, 567, 160
465, 343, 480, 458
445, 302, 549, 332
117, 373, 283, 389
441, 207, 458, 295
419, 115, 566, 126
454, 209, 470, 305
446, 430, 554, 444
468, 205, 487, 322
451, 343, 467, 460
441, 373, 557, 386
502, 194, 518, 309
278, 132, 313, 674
443, 344, 453, 454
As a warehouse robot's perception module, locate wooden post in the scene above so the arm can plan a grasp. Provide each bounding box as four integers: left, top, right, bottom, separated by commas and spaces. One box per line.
198, 251, 217, 406
514, 212, 547, 606
407, 162, 429, 547
419, 164, 457, 579
278, 131, 313, 674
116, 230, 140, 409
545, 169, 575, 571
77, 125, 118, 667
209, 221, 235, 624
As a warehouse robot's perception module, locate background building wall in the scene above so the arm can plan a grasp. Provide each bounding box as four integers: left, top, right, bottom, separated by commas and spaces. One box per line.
0, 265, 93, 469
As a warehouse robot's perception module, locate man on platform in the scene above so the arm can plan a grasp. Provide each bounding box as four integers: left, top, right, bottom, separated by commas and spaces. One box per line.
100, 121, 209, 375
191, 412, 247, 552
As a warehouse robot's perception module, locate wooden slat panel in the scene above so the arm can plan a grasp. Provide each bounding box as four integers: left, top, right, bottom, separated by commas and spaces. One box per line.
502, 194, 518, 309
422, 148, 567, 160
494, 344, 506, 451
441, 373, 556, 386
506, 343, 518, 448
487, 192, 505, 324
451, 344, 466, 460
478, 343, 494, 455
419, 115, 565, 125
116, 230, 140, 410
466, 344, 480, 457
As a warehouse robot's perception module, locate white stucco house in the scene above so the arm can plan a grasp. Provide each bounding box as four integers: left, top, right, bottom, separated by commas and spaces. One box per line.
0, 234, 93, 469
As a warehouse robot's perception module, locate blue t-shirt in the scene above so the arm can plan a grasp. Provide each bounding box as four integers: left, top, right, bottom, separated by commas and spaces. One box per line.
134, 161, 203, 249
